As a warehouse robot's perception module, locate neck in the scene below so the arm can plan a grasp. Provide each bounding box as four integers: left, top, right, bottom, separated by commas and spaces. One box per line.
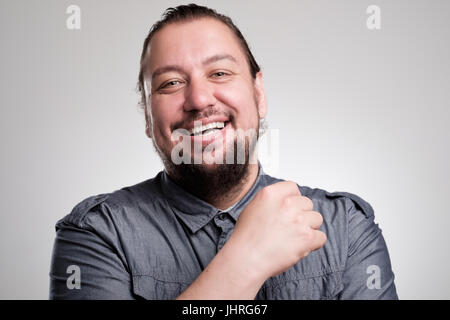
164, 155, 260, 211
210, 163, 259, 210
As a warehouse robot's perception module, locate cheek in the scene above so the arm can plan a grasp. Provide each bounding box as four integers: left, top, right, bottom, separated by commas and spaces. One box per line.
216, 83, 258, 126
150, 97, 185, 141
150, 106, 171, 141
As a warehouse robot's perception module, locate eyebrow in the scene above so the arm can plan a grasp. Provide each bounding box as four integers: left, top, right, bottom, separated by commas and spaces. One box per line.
151, 53, 238, 81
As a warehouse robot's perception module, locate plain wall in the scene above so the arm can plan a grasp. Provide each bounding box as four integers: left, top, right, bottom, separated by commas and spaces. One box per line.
0, 0, 449, 299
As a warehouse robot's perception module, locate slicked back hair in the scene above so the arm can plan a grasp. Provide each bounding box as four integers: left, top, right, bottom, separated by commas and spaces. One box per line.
137, 3, 261, 110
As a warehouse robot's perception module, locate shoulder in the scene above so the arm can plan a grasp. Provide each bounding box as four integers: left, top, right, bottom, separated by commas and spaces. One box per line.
299, 186, 374, 219
259, 172, 374, 220
260, 172, 378, 272
55, 172, 165, 231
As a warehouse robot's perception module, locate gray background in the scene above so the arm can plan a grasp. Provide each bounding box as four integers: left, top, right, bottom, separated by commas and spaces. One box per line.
1, 0, 449, 299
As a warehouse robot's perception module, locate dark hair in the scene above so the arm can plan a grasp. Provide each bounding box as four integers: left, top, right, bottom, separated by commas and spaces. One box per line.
137, 3, 261, 110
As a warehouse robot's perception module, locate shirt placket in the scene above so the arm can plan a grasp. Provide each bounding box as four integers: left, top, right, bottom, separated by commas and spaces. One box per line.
213, 211, 234, 251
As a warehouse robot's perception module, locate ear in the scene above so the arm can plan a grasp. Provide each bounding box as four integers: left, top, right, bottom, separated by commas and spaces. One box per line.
143, 79, 153, 138
254, 71, 267, 119
144, 105, 153, 139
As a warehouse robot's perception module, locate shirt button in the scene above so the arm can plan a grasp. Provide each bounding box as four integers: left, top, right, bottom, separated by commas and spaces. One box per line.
218, 212, 227, 220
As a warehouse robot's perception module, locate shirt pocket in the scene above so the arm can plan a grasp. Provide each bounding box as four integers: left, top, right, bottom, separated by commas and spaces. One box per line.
258, 270, 344, 300
132, 274, 191, 300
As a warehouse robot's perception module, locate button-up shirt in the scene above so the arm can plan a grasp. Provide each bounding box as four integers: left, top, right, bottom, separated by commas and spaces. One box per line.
49, 165, 398, 299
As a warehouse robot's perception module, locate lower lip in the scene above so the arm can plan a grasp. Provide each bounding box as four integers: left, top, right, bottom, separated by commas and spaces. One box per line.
189, 122, 232, 147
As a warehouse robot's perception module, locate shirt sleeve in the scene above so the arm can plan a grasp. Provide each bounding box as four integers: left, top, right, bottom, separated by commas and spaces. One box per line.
338, 196, 399, 299
49, 198, 136, 299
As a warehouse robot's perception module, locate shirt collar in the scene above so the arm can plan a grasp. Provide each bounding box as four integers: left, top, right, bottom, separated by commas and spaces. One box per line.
160, 163, 267, 233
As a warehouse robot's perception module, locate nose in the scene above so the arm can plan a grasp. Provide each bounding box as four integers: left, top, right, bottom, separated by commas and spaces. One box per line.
183, 76, 217, 112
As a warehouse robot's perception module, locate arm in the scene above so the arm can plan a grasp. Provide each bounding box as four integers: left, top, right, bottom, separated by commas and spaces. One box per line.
176, 236, 267, 300
338, 197, 398, 299
51, 209, 265, 300
49, 215, 135, 299
177, 181, 327, 300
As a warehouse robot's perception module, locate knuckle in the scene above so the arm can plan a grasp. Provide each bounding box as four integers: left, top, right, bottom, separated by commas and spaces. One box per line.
318, 230, 327, 245
303, 196, 314, 211
282, 195, 293, 207
315, 211, 324, 225
297, 247, 311, 259
288, 181, 300, 193
258, 185, 271, 198
287, 180, 297, 188
281, 181, 299, 194
302, 228, 314, 242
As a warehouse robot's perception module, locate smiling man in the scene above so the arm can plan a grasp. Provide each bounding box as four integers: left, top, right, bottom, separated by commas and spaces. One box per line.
140, 10, 266, 211
49, 4, 398, 300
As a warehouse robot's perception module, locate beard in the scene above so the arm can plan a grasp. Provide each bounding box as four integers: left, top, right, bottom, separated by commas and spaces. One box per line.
153, 122, 260, 205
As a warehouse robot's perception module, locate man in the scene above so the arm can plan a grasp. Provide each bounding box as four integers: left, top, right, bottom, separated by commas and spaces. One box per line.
49, 4, 398, 299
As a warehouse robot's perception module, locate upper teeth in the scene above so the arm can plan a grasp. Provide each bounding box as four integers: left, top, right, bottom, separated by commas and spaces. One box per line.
190, 122, 225, 136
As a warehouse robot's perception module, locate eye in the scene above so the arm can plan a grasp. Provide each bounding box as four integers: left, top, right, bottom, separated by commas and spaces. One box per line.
161, 80, 181, 89
212, 71, 228, 78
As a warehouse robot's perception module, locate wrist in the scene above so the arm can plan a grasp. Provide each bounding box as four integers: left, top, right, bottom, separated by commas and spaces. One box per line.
221, 235, 270, 287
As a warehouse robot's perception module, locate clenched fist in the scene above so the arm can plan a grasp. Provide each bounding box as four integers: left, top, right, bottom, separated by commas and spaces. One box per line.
229, 181, 327, 279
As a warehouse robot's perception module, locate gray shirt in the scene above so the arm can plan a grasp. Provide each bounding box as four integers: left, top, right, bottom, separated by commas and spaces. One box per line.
49, 165, 398, 299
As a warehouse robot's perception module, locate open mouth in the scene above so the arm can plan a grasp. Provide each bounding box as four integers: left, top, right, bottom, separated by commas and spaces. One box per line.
189, 121, 230, 137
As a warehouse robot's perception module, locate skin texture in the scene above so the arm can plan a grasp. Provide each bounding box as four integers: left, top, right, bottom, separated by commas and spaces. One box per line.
141, 17, 326, 299
142, 17, 266, 210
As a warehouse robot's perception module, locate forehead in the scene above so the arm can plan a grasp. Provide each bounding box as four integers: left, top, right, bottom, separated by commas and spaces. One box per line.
145, 17, 247, 74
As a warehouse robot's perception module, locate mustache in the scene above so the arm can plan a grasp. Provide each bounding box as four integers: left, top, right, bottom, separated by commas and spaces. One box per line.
171, 108, 234, 131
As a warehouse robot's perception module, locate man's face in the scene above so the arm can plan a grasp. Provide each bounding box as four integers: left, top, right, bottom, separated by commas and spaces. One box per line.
142, 17, 266, 168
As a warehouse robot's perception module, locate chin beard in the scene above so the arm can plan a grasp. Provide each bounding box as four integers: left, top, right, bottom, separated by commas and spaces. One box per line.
166, 161, 250, 205
158, 135, 257, 205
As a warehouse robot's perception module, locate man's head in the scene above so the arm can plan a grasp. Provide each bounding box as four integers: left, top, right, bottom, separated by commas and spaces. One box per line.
137, 4, 267, 203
